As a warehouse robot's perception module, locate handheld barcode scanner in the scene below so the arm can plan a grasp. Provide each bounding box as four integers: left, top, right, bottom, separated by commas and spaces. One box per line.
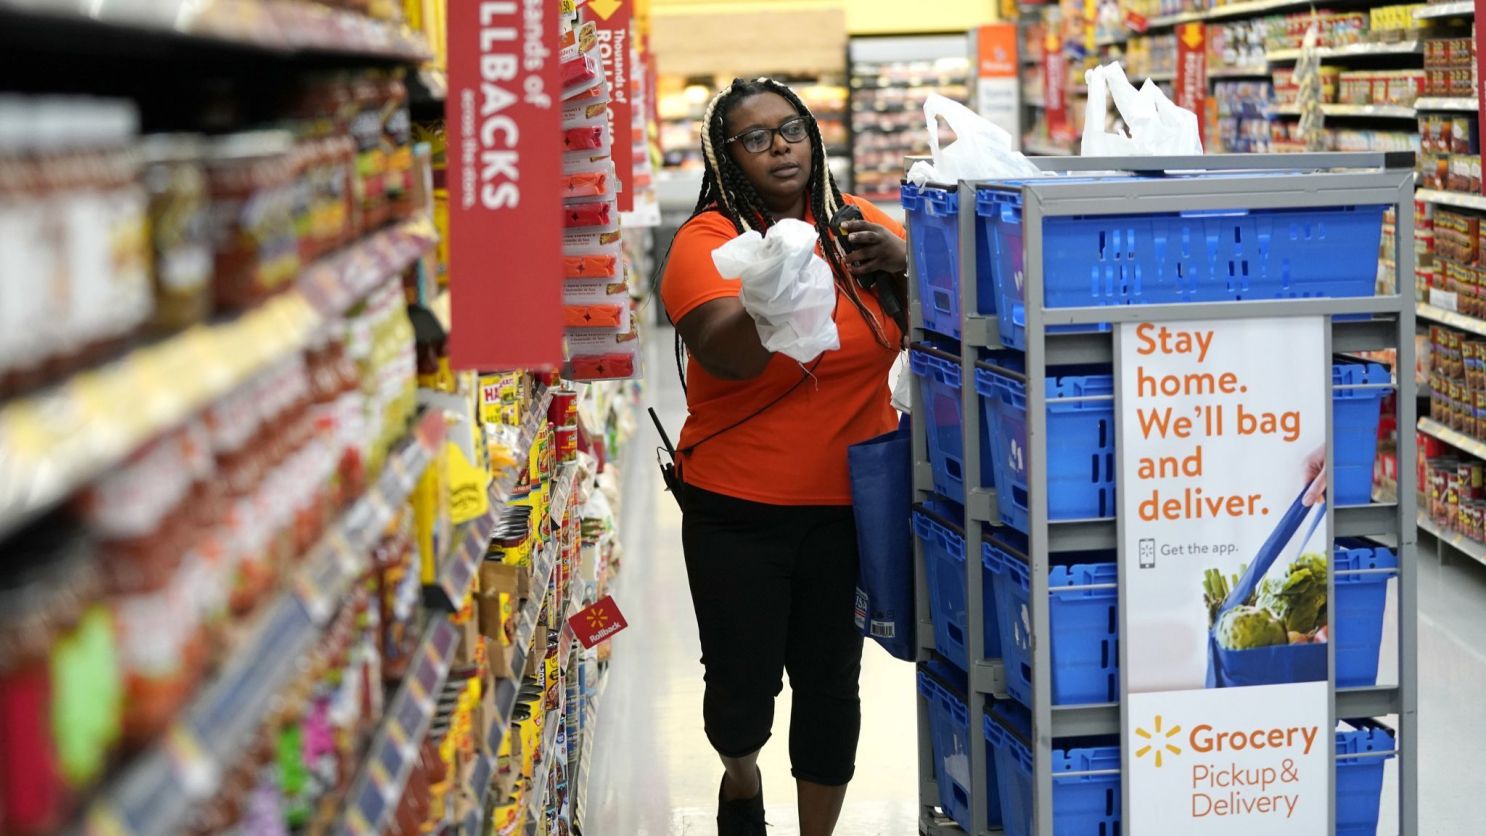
829, 204, 903, 318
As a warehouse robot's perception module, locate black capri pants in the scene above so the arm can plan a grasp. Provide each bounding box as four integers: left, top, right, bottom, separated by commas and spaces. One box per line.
680, 484, 865, 787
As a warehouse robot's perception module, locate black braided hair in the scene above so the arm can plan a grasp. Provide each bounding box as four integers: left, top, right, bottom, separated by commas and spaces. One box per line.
691, 77, 891, 350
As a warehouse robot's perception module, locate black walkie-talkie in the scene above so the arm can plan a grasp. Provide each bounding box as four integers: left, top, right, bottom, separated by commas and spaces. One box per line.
830, 204, 903, 318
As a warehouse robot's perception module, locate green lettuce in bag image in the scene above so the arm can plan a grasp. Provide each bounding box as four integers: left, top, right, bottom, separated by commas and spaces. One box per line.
1256, 552, 1328, 635
1214, 604, 1289, 650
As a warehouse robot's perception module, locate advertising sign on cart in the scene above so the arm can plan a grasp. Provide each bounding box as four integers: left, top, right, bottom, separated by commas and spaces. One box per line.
1118, 317, 1331, 833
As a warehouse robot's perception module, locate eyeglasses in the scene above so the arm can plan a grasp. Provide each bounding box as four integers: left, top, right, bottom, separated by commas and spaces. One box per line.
725, 117, 809, 154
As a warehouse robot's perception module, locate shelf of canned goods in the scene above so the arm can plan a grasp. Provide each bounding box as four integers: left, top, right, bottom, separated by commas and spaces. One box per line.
904, 152, 1418, 836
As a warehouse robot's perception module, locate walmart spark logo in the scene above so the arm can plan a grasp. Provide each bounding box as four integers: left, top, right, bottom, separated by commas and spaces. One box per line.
586, 609, 611, 630
1135, 715, 1184, 768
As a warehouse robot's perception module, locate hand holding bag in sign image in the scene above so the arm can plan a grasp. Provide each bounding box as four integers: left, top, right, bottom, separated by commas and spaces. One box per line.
1203, 452, 1330, 689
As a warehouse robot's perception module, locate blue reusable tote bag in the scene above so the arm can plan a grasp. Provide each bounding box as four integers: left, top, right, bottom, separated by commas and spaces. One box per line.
848, 414, 915, 660
1206, 491, 1329, 688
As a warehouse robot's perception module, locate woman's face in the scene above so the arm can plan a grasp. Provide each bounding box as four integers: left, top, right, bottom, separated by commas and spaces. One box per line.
722, 92, 812, 210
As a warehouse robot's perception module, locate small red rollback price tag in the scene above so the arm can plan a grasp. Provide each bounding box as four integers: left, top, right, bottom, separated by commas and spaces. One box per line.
567, 595, 629, 648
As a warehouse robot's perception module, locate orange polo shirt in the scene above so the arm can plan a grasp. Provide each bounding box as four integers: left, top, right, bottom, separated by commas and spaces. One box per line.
660, 195, 904, 506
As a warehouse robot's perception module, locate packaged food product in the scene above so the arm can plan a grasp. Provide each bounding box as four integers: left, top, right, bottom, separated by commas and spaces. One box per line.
207, 130, 300, 310
141, 134, 213, 332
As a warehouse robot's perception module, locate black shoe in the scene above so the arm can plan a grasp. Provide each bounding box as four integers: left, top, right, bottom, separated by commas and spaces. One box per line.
716, 769, 766, 836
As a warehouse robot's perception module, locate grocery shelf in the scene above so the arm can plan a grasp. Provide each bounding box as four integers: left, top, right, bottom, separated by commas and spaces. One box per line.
84, 408, 446, 836
1203, 0, 1329, 22
465, 476, 570, 834
0, 0, 432, 61
0, 216, 436, 542
1208, 65, 1272, 78
1418, 512, 1486, 564
1414, 96, 1479, 111
1417, 188, 1486, 212
1267, 40, 1422, 62
427, 390, 555, 611
1414, 1, 1475, 19
1147, 9, 1208, 27
339, 615, 462, 836
1418, 301, 1486, 337
1418, 417, 1486, 461
1270, 103, 1417, 119
524, 710, 563, 836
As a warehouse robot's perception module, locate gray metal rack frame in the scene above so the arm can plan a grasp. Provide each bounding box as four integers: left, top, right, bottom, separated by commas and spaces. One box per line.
909, 152, 1418, 836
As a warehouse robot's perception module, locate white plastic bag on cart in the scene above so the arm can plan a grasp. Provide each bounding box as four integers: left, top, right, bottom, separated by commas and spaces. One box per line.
711, 219, 840, 363
1081, 62, 1204, 157
907, 93, 1043, 185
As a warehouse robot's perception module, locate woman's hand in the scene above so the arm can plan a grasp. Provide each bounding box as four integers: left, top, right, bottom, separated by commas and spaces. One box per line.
1301, 445, 1326, 507
841, 219, 907, 277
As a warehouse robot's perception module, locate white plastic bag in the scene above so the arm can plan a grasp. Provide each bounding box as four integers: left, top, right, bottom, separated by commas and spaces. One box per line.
889, 351, 911, 414
711, 219, 840, 363
1081, 62, 1203, 157
907, 94, 1043, 185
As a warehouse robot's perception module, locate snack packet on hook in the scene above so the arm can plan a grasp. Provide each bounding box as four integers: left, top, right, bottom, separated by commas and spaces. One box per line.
566, 324, 642, 381
906, 93, 1043, 186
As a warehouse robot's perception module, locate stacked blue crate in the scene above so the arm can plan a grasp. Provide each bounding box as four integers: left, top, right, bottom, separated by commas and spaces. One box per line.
905, 172, 1400, 834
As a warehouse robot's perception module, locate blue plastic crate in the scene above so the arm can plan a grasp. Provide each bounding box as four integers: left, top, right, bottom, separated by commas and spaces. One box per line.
1336, 722, 1396, 836
911, 347, 993, 504
981, 712, 1391, 836
975, 362, 1117, 533
918, 672, 1002, 831
901, 184, 997, 340
1334, 360, 1393, 507
978, 187, 1386, 350
979, 536, 1392, 707
984, 533, 1119, 707
1335, 540, 1399, 688
977, 360, 1391, 533
984, 703, 1121, 836
914, 509, 999, 673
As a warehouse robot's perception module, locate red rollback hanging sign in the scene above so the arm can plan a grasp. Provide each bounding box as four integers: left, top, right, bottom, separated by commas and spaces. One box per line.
1176, 22, 1208, 146
1044, 29, 1070, 143
447, 0, 563, 369
568, 595, 630, 647
590, 0, 634, 211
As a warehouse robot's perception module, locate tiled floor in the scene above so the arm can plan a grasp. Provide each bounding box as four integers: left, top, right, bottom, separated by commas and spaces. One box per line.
583, 331, 1485, 835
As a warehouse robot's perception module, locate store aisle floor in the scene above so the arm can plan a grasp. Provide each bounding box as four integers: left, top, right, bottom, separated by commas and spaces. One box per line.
586, 333, 1486, 836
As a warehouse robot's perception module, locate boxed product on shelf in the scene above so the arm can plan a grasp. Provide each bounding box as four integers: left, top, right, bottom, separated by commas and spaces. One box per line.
1265, 11, 1368, 52
1424, 24, 1479, 96
1208, 18, 1269, 71
1213, 80, 1274, 153
1335, 69, 1425, 106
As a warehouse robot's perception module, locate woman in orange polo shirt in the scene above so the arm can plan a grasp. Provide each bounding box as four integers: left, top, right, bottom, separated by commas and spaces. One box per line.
659, 77, 907, 836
